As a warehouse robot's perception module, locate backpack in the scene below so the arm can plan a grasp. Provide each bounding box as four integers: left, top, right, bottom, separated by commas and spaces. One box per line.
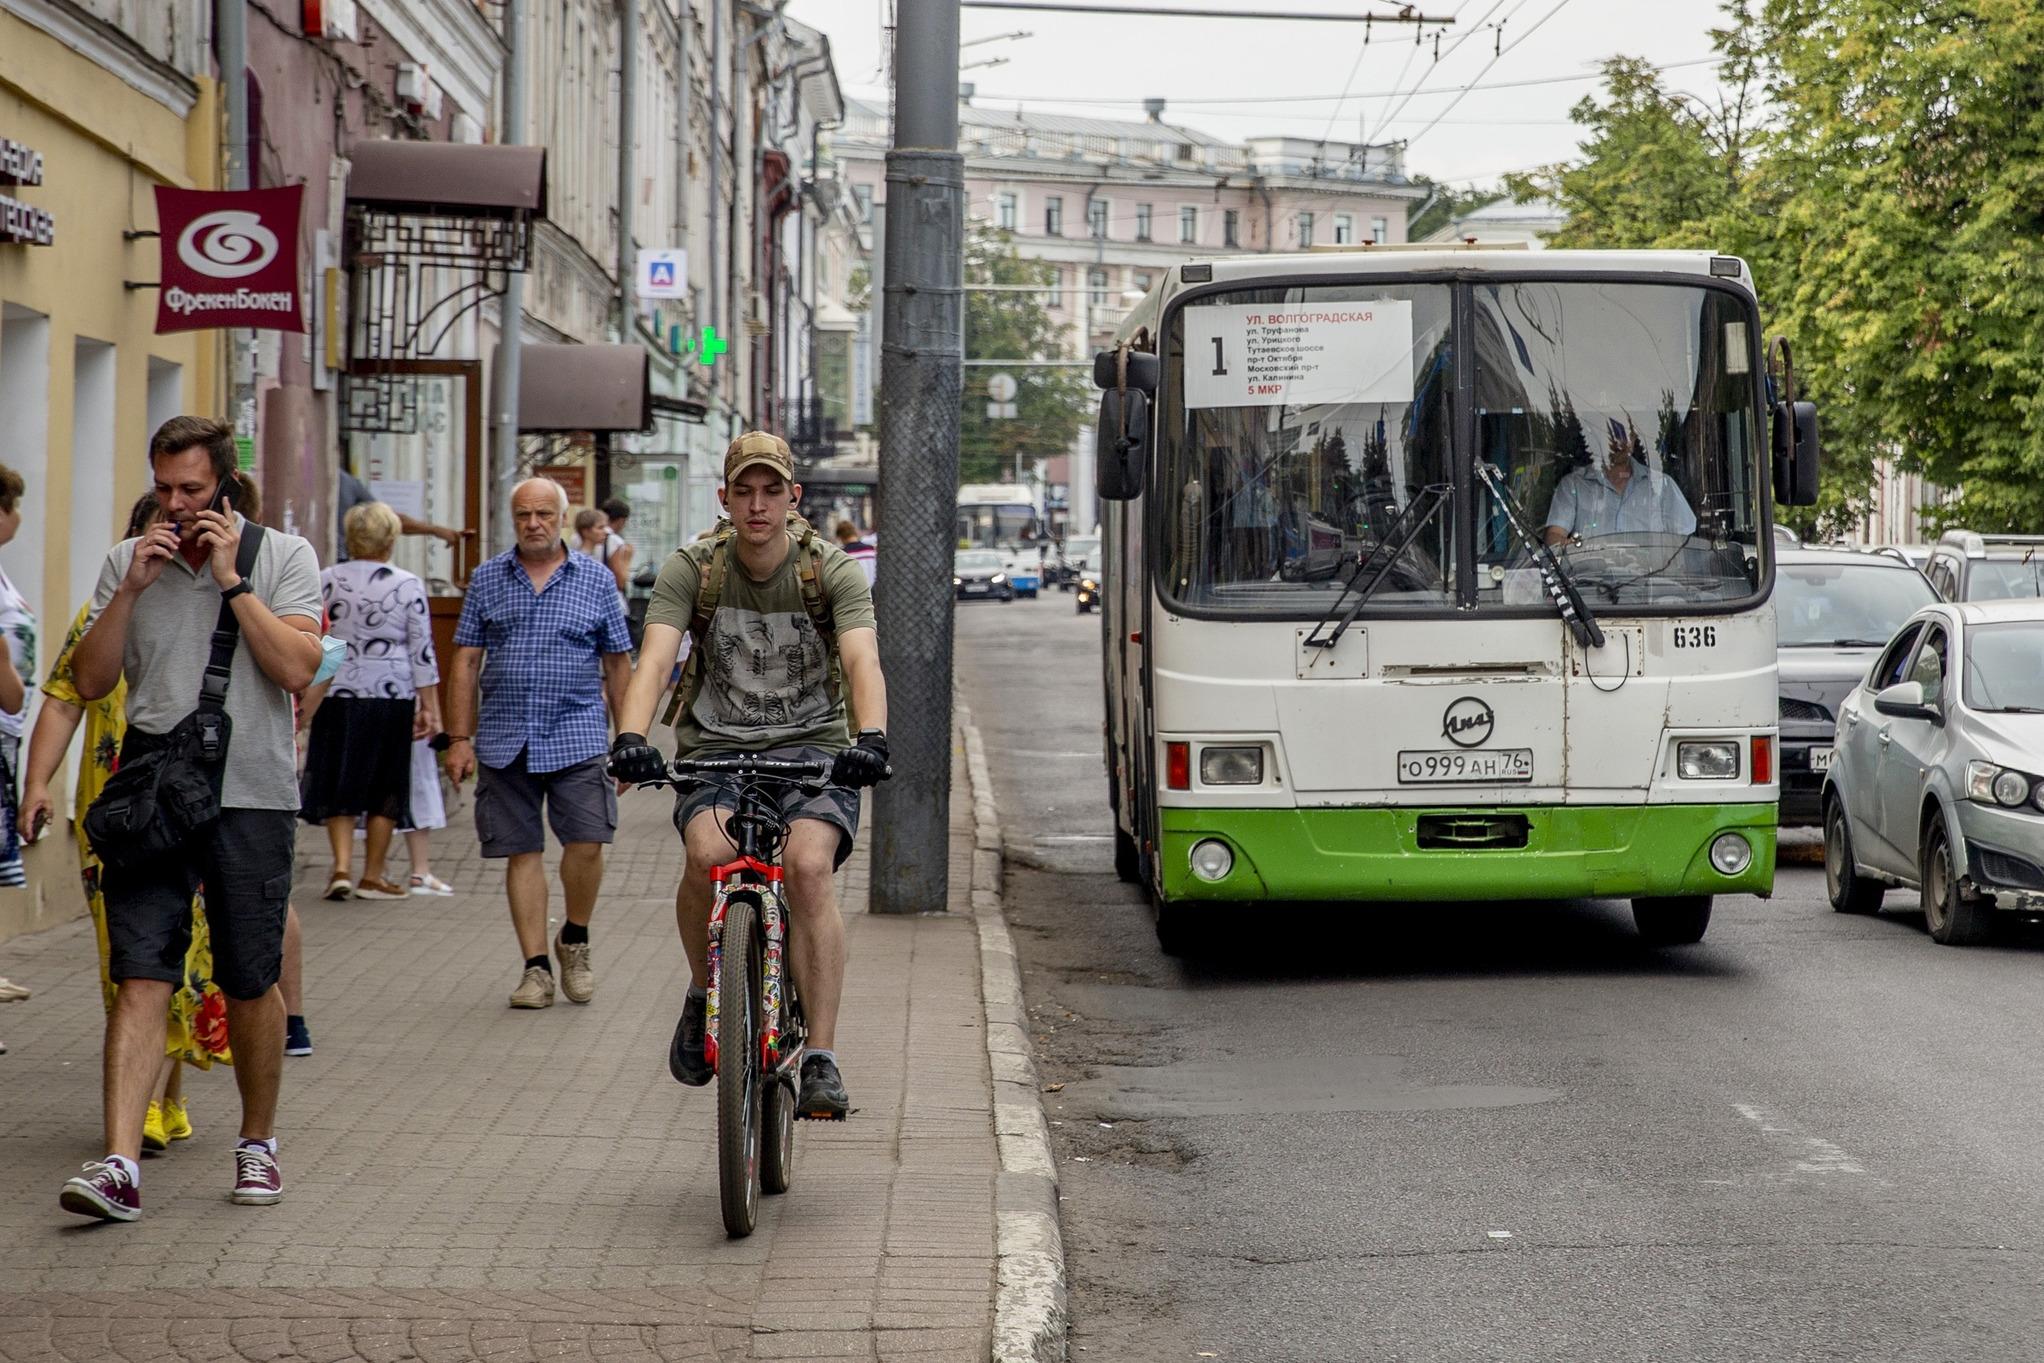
660, 508, 844, 729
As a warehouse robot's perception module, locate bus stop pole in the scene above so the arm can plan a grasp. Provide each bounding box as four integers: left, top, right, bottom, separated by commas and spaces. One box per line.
870, 0, 964, 915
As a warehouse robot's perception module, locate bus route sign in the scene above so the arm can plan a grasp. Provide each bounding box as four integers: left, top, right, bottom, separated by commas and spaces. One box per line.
1183, 299, 1412, 410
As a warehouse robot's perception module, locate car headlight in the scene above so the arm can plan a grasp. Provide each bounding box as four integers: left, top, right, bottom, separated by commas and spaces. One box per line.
991, 573, 1006, 583
1967, 760, 2042, 808
1199, 746, 1264, 785
1677, 740, 1740, 780
1081, 578, 1097, 591
952, 576, 962, 586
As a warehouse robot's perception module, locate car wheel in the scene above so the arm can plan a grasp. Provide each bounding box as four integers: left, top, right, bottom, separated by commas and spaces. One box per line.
1824, 796, 1886, 914
1921, 817, 1993, 945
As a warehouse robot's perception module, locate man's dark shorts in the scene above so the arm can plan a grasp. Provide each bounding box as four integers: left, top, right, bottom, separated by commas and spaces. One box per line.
476, 751, 618, 858
102, 807, 295, 1001
671, 744, 861, 869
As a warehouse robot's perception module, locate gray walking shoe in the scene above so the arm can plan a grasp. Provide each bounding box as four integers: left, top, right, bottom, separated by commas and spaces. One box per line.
509, 965, 555, 1009
553, 933, 595, 1004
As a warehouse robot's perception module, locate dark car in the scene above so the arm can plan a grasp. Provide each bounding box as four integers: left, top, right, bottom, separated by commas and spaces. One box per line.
1776, 547, 1938, 824
953, 549, 1013, 602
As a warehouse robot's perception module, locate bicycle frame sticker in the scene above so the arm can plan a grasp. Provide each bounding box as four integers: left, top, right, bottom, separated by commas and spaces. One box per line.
705, 860, 787, 1074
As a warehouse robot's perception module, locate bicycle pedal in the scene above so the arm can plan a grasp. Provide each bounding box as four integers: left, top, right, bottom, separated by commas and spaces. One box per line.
796, 1107, 851, 1122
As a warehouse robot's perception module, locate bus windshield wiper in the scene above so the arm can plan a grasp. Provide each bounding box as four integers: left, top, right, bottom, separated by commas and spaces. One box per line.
1474, 461, 1606, 650
1303, 483, 1453, 653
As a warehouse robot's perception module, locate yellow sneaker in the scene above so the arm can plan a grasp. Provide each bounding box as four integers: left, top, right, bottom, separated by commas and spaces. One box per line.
162, 1099, 193, 1143
141, 1101, 168, 1153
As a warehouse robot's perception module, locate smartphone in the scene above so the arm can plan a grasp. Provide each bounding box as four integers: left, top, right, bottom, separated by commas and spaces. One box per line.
179, 477, 235, 539
29, 808, 49, 844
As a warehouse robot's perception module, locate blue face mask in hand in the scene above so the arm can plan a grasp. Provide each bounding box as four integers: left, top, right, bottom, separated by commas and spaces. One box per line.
310, 634, 347, 686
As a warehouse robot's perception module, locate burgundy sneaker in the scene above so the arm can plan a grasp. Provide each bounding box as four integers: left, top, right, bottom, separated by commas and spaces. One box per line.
230, 1141, 282, 1206
59, 1159, 141, 1222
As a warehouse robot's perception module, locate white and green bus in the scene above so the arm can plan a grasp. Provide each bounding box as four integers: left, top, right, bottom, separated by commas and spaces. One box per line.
1091, 246, 1820, 952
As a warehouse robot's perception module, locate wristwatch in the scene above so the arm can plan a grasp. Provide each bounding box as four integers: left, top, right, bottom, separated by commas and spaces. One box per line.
219, 580, 253, 603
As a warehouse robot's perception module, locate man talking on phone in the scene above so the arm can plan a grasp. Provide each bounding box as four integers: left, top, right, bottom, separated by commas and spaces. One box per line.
57, 416, 324, 1222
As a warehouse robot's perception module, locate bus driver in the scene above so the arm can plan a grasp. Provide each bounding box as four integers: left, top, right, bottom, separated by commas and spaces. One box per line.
1543, 418, 1696, 546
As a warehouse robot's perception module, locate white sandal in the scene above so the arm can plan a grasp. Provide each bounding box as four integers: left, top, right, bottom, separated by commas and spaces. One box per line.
409, 874, 454, 897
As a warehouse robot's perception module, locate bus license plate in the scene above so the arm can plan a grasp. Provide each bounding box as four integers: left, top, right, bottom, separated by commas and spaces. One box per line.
1397, 749, 1534, 784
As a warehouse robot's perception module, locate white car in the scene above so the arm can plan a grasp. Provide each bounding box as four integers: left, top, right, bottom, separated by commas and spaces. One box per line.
1823, 599, 2044, 944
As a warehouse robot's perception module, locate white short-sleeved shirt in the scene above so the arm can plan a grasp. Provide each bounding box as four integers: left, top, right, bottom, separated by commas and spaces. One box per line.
1543, 462, 1697, 540
88, 517, 324, 810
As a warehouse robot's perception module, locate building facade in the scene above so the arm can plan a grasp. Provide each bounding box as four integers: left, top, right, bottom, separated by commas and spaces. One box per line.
0, 0, 221, 939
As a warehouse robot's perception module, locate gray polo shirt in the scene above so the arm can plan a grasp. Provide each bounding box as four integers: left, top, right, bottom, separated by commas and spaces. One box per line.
88, 517, 323, 811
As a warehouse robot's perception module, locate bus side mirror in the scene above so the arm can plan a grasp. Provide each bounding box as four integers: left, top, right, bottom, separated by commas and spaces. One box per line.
1097, 388, 1149, 501
1772, 400, 1819, 507
1093, 349, 1159, 394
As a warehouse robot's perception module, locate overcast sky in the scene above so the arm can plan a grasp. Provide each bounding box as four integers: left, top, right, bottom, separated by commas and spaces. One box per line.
784, 0, 1740, 189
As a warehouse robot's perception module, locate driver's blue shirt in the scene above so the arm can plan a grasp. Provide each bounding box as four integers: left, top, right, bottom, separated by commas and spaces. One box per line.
1543, 460, 1697, 539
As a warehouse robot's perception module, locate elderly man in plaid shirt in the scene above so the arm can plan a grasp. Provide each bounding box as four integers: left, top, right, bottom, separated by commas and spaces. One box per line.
443, 478, 633, 1009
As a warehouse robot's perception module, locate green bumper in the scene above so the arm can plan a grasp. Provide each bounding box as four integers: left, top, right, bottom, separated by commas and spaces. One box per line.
1158, 803, 1777, 903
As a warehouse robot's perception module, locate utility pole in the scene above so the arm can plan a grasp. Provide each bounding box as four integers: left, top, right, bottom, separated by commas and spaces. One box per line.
870, 0, 964, 915
218, 0, 255, 465
492, 0, 529, 552
616, 0, 639, 343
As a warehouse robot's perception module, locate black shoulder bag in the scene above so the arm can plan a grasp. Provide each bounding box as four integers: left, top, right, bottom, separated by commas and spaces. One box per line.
84, 526, 267, 869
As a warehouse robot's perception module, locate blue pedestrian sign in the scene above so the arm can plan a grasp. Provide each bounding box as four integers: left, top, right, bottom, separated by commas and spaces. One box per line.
636, 247, 688, 301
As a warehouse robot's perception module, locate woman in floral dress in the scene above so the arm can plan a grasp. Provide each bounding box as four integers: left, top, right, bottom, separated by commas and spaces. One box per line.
17, 494, 230, 1148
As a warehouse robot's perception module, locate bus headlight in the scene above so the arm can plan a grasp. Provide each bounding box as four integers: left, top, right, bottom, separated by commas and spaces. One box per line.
1189, 839, 1234, 882
1709, 832, 1753, 876
1678, 741, 1740, 780
1199, 746, 1263, 785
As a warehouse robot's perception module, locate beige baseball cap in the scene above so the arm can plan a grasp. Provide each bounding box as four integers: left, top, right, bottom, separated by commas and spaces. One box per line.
724, 430, 795, 484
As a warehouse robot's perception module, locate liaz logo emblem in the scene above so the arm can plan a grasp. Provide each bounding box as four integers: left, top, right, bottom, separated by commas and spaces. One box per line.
1442, 696, 1495, 748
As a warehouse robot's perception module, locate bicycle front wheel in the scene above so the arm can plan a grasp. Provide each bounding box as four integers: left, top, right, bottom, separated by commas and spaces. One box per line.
716, 893, 764, 1237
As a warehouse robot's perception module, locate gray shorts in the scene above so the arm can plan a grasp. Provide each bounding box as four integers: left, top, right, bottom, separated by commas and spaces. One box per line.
671, 745, 861, 869
475, 752, 618, 858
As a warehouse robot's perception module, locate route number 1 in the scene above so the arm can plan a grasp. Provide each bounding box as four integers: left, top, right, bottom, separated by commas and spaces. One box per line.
1211, 336, 1228, 377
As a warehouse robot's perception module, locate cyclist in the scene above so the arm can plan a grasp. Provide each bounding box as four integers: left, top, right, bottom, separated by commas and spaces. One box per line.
608, 432, 890, 1119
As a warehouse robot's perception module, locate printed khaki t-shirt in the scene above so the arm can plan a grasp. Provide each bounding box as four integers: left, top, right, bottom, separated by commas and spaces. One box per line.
645, 535, 876, 756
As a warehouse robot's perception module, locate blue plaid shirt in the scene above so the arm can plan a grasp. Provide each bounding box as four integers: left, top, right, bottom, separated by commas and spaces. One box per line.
454, 548, 632, 773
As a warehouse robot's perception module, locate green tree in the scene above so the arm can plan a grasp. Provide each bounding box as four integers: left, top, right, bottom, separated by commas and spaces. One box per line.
1406, 177, 1504, 241
960, 223, 1091, 485
1760, 0, 2044, 531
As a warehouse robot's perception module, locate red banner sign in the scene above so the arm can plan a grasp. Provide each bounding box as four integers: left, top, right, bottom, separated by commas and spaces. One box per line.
154, 185, 305, 334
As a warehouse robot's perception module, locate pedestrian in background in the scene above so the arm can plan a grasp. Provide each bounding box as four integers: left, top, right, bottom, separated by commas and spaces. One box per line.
0, 462, 33, 1054
835, 519, 877, 588
443, 478, 631, 1009
598, 497, 636, 598
572, 507, 610, 561
20, 493, 231, 1146
299, 502, 440, 901
398, 733, 453, 896
335, 459, 467, 564
60, 416, 324, 1221
0, 462, 36, 892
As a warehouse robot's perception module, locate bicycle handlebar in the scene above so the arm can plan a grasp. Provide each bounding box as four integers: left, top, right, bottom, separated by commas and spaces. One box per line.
667, 755, 833, 783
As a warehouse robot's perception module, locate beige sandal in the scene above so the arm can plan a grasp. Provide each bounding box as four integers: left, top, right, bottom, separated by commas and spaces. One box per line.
323, 873, 353, 901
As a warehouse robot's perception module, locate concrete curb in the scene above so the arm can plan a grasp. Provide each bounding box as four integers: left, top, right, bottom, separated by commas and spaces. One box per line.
960, 700, 1068, 1363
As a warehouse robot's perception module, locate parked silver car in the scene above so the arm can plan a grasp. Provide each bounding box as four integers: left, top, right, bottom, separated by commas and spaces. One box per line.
1776, 548, 1937, 825
1823, 599, 2044, 943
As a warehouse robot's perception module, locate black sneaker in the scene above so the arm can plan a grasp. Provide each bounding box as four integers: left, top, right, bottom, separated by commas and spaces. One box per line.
797, 1054, 849, 1120
284, 1016, 313, 1057
668, 994, 712, 1086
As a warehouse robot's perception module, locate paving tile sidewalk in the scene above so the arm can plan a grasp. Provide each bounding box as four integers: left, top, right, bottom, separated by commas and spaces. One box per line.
0, 740, 991, 1362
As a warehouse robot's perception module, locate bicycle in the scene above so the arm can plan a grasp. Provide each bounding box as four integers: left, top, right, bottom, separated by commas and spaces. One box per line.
652, 753, 838, 1237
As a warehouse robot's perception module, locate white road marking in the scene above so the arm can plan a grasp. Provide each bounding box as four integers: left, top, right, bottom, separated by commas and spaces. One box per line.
1733, 1102, 1867, 1176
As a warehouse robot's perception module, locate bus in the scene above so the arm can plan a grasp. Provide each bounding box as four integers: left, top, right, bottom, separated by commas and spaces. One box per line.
956, 482, 1041, 550
1091, 246, 1820, 953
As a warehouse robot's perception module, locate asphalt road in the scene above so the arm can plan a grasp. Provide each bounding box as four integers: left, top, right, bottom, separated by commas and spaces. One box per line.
953, 590, 2044, 1363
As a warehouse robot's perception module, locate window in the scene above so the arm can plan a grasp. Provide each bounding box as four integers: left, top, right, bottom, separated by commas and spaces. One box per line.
1926, 555, 1958, 599
1908, 627, 1949, 706
1088, 267, 1108, 306
1046, 267, 1063, 309
996, 191, 1017, 231
1297, 212, 1314, 247
1045, 196, 1064, 236
1088, 198, 1108, 238
1371, 215, 1388, 244
1179, 205, 1198, 243
1223, 209, 1240, 248
1135, 203, 1152, 241
1334, 213, 1354, 245
1873, 624, 1926, 691
853, 184, 873, 223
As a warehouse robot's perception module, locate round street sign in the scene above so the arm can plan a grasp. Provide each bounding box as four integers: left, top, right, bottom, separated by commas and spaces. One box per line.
986, 372, 1019, 403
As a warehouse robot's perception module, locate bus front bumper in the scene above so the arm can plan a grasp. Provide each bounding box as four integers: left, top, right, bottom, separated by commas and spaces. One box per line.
1157, 803, 1778, 903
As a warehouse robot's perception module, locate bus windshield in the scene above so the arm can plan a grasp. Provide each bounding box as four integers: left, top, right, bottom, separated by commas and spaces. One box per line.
1157, 277, 1766, 614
